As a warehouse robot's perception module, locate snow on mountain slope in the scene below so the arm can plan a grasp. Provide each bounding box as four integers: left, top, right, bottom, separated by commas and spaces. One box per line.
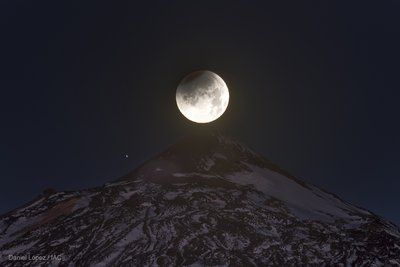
227, 164, 368, 222
0, 133, 399, 266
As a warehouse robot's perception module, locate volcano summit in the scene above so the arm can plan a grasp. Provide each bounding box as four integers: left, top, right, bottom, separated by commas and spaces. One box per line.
0, 134, 399, 266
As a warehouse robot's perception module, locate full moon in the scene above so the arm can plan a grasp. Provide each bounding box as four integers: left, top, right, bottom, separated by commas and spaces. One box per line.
176, 70, 229, 123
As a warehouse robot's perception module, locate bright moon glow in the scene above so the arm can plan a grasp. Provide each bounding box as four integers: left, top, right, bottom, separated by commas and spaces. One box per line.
176, 70, 229, 123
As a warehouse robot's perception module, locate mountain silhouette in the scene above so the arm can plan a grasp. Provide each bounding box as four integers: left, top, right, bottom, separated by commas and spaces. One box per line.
1, 133, 399, 266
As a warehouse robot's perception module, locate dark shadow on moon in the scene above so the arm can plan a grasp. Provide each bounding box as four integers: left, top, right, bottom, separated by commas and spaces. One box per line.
177, 71, 221, 106
180, 71, 206, 85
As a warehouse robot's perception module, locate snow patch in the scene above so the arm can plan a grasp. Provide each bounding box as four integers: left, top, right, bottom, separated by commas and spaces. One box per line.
227, 164, 363, 222
164, 192, 179, 200
213, 153, 227, 160
120, 190, 139, 200
173, 172, 215, 178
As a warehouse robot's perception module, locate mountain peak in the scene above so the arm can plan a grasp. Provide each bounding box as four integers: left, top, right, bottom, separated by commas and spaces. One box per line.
1, 134, 399, 266
117, 134, 371, 222
120, 132, 270, 184
121, 132, 299, 188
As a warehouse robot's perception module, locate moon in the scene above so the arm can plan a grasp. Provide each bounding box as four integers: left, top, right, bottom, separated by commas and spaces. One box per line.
176, 70, 229, 123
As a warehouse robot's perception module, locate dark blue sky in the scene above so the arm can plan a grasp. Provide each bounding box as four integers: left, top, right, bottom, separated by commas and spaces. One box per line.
1, 1, 399, 224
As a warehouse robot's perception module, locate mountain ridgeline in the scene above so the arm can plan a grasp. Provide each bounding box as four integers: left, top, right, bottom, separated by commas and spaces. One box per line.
1, 133, 399, 266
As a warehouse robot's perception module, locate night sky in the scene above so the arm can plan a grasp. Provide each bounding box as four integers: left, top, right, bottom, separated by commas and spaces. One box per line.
1, 1, 399, 224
